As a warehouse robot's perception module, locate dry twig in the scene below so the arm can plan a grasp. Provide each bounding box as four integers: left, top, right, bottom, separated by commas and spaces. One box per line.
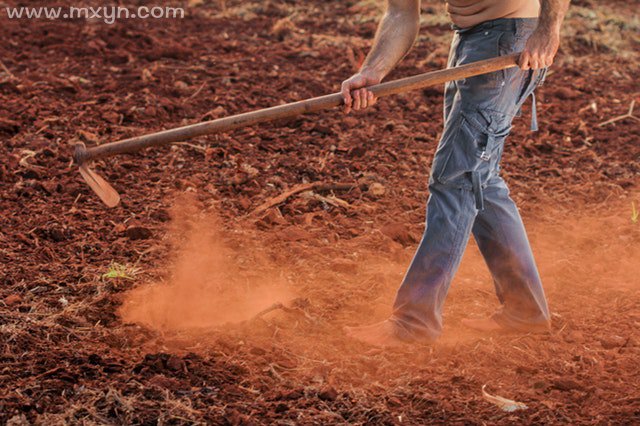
0, 59, 16, 80
253, 302, 286, 320
251, 182, 361, 216
186, 82, 207, 101
251, 299, 318, 324
176, 142, 207, 152
598, 100, 639, 126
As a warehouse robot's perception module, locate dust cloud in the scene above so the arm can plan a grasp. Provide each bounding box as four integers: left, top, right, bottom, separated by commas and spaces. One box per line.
118, 198, 292, 332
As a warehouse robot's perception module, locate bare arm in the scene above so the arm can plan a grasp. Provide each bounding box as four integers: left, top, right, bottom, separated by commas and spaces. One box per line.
341, 0, 421, 113
519, 0, 570, 70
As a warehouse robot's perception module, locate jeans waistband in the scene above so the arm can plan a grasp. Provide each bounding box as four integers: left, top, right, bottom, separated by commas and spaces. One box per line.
452, 18, 538, 35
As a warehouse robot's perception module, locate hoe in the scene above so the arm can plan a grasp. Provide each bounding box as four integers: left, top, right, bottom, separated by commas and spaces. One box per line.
74, 54, 520, 207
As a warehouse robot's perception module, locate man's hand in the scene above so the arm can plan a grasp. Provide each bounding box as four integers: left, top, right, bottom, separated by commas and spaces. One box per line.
340, 0, 420, 114
341, 71, 383, 114
518, 29, 560, 70
519, 0, 569, 70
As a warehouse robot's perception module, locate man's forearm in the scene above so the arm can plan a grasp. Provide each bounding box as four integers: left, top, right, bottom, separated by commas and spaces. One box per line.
538, 0, 570, 33
360, 0, 420, 80
340, 0, 420, 112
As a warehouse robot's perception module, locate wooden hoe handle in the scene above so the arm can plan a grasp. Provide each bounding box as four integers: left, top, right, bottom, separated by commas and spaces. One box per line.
74, 53, 519, 164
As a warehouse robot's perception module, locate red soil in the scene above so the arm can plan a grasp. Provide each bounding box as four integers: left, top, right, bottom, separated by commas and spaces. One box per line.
1, 0, 638, 424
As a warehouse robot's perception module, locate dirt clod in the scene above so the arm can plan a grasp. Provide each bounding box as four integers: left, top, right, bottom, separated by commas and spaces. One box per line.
4, 294, 22, 307
125, 226, 153, 240
599, 335, 627, 349
367, 182, 386, 197
318, 386, 339, 401
381, 223, 418, 246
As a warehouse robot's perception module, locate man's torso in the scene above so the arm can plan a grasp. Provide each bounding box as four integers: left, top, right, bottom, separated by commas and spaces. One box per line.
446, 0, 540, 28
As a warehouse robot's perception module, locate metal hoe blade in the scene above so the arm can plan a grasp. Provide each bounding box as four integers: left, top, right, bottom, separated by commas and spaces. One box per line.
79, 164, 121, 208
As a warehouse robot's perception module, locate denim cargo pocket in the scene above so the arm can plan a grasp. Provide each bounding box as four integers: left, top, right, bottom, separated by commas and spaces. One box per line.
435, 114, 488, 187
435, 110, 511, 187
467, 109, 512, 175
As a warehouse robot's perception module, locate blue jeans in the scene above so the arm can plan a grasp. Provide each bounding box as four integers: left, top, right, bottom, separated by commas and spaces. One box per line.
391, 18, 551, 341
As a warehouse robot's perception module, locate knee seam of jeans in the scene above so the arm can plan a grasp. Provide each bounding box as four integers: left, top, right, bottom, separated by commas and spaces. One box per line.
443, 192, 475, 289
483, 200, 511, 254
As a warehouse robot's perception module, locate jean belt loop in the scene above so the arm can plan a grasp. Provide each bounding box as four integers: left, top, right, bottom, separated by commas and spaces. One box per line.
530, 91, 538, 131
471, 171, 484, 211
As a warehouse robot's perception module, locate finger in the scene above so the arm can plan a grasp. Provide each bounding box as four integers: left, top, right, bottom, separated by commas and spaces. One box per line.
530, 55, 541, 70
341, 84, 352, 113
341, 83, 352, 105
342, 95, 352, 113
353, 89, 361, 111
368, 91, 376, 107
544, 56, 554, 68
359, 88, 369, 109
519, 51, 531, 70
526, 53, 536, 70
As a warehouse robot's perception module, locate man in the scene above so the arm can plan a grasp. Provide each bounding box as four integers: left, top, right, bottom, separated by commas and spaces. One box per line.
342, 0, 570, 346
